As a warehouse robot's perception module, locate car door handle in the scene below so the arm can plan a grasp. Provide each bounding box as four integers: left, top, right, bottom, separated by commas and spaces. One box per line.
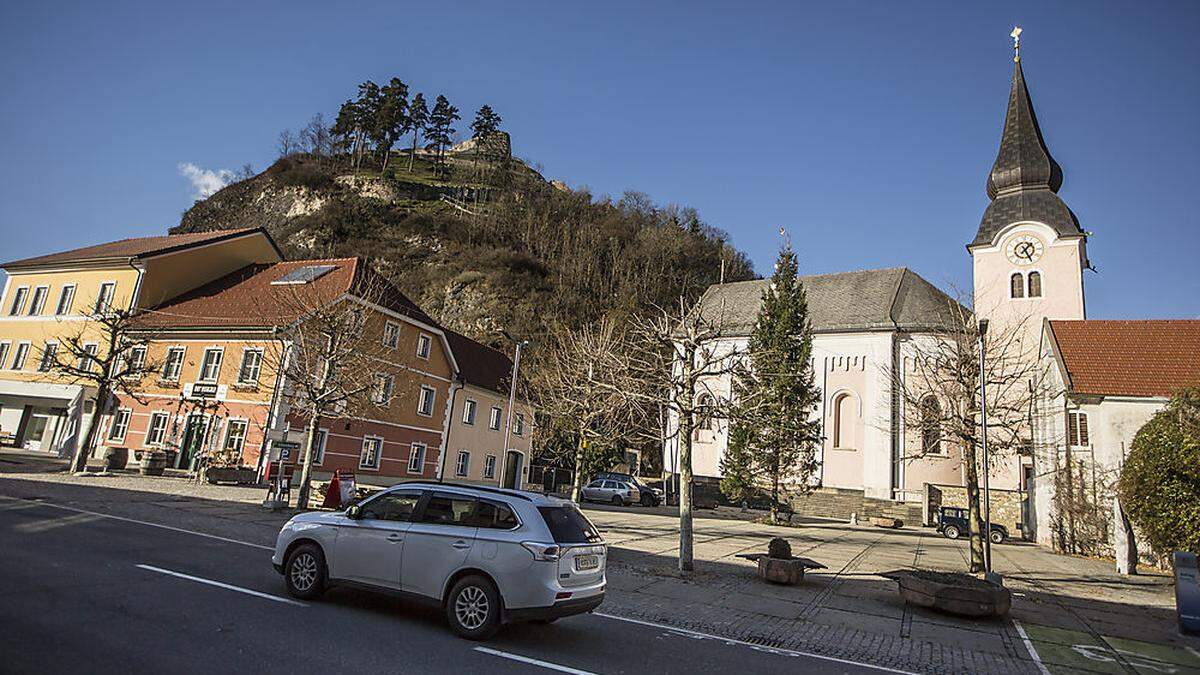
387, 534, 403, 542
450, 540, 470, 550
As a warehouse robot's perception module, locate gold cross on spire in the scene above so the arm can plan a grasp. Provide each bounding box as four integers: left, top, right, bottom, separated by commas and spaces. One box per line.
1011, 26, 1023, 62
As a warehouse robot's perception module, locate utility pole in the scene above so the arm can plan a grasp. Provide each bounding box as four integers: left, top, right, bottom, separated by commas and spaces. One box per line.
978, 319, 993, 576
500, 331, 528, 490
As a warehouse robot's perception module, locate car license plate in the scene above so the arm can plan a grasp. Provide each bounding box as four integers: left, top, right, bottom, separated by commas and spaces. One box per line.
575, 554, 600, 571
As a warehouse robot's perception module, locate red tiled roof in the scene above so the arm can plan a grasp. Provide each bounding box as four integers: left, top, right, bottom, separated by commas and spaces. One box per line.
1049, 320, 1200, 398
2, 228, 269, 268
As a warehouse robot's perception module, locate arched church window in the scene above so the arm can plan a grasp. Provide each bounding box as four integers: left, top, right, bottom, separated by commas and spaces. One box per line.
1010, 273, 1025, 299
920, 396, 942, 454
695, 394, 714, 431
1027, 271, 1042, 298
832, 393, 855, 449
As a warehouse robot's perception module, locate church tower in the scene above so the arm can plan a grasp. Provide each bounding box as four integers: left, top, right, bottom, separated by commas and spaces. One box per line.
970, 30, 1088, 348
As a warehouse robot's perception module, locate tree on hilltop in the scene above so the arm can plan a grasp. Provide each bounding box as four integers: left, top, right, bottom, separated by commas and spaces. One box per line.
407, 93, 429, 173
425, 95, 460, 178
372, 78, 410, 172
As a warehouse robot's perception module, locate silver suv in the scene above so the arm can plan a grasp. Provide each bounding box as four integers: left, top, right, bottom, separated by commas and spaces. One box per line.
581, 479, 641, 506
272, 482, 607, 639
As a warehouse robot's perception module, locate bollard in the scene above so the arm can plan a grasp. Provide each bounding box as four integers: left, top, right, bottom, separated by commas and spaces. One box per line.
1174, 551, 1200, 635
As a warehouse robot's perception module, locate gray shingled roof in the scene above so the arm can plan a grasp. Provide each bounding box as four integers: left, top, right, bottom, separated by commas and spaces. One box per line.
693, 267, 964, 336
973, 60, 1084, 248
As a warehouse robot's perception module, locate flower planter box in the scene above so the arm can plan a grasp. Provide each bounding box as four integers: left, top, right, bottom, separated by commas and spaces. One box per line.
879, 569, 1011, 618
205, 467, 259, 485
139, 451, 166, 476
737, 553, 827, 586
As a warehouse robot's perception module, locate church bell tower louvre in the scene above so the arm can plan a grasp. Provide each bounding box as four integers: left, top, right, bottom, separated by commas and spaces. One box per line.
970, 28, 1088, 344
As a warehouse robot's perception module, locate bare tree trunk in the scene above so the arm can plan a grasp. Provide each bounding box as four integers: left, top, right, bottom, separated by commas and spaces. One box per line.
570, 434, 586, 503
679, 356, 696, 573
408, 134, 418, 173
963, 442, 986, 573
70, 387, 108, 473
295, 414, 321, 510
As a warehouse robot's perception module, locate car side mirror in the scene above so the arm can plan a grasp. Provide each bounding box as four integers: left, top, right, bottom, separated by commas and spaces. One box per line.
346, 504, 362, 519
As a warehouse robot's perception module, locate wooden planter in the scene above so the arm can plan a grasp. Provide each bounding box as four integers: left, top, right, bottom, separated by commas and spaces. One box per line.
879, 570, 1011, 617
205, 467, 259, 485
104, 447, 129, 471
139, 451, 166, 476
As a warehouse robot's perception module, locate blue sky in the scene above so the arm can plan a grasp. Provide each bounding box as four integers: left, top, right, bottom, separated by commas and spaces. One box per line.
1, 1, 1197, 318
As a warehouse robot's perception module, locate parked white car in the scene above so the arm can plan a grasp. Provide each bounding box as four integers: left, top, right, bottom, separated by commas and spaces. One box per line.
580, 479, 640, 506
272, 482, 607, 639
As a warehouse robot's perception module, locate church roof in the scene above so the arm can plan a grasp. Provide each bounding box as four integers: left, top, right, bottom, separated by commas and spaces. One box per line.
693, 267, 964, 337
972, 59, 1084, 248
1047, 320, 1200, 398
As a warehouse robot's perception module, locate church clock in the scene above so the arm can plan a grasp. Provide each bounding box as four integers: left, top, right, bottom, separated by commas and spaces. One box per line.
1005, 234, 1044, 265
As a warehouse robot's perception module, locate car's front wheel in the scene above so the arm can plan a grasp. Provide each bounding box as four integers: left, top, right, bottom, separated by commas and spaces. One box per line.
990, 529, 1006, 544
446, 575, 502, 640
284, 543, 327, 600
611, 495, 623, 506
943, 525, 961, 540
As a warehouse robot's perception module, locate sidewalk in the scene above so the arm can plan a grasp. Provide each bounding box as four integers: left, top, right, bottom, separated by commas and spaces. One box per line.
3, 449, 1197, 674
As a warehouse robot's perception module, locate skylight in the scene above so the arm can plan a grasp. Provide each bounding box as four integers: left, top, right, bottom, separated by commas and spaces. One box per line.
270, 264, 338, 286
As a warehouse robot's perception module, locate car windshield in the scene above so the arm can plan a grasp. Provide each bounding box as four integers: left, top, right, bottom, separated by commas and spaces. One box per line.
537, 505, 602, 544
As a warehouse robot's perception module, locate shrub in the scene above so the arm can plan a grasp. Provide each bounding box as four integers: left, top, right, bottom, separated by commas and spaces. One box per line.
1117, 389, 1200, 558
768, 537, 792, 560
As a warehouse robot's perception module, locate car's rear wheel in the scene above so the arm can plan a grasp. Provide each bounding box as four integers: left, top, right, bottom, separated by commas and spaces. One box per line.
611, 495, 623, 506
943, 525, 961, 540
990, 529, 1006, 544
284, 543, 326, 600
446, 575, 502, 640
640, 494, 653, 506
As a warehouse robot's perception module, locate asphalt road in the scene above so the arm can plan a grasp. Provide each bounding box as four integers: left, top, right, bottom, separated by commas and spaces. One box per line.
0, 487, 894, 675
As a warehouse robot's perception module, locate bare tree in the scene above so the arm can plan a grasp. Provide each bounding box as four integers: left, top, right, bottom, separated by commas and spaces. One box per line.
301, 113, 333, 157
263, 271, 407, 509
278, 129, 300, 158
627, 299, 745, 572
890, 302, 1051, 573
40, 298, 161, 472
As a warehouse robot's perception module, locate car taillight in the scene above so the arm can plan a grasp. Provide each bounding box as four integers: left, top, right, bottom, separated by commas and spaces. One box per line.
521, 542, 560, 561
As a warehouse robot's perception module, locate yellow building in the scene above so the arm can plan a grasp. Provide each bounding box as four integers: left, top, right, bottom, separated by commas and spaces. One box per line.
0, 228, 282, 455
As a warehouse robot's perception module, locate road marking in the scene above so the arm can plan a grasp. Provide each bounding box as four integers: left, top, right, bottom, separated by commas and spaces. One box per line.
594, 612, 919, 674
11, 499, 274, 550
1013, 620, 1051, 675
14, 512, 102, 533
136, 564, 306, 606
473, 647, 596, 675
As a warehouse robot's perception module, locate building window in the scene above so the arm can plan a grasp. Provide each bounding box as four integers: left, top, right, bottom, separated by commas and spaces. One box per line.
920, 396, 942, 454
417, 385, 436, 416
1027, 271, 1042, 298
489, 406, 502, 430
359, 436, 382, 469
382, 321, 401, 349
1067, 411, 1090, 447
408, 443, 426, 474
55, 285, 76, 316
514, 412, 525, 436
223, 420, 249, 454
416, 334, 432, 360
11, 343, 31, 370
94, 282, 116, 313
372, 373, 395, 405
37, 342, 58, 372
312, 429, 328, 465
27, 286, 48, 316
145, 413, 169, 446
108, 409, 131, 442
832, 392, 855, 449
78, 343, 99, 373
162, 347, 185, 381
128, 346, 147, 375
237, 349, 263, 385
483, 454, 497, 479
199, 348, 223, 382
1010, 273, 1025, 299
8, 287, 28, 315
463, 399, 477, 425
455, 450, 470, 477
696, 394, 715, 431
0, 342, 9, 370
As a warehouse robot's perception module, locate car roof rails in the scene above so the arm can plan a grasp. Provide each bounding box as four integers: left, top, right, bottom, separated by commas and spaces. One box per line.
393, 480, 535, 502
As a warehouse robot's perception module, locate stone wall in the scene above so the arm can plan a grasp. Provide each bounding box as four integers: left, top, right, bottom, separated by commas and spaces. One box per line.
926, 483, 1026, 537
789, 487, 923, 525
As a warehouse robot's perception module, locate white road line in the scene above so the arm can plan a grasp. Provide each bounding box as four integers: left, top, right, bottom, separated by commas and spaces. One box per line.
473, 647, 596, 675
136, 564, 306, 607
11, 499, 274, 550
594, 612, 920, 675
1013, 620, 1051, 675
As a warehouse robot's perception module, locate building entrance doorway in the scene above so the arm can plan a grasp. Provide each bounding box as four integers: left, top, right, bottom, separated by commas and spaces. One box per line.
177, 415, 208, 470
502, 450, 523, 489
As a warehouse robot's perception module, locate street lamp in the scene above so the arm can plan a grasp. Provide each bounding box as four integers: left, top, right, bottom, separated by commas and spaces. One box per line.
977, 319, 994, 577
499, 330, 529, 490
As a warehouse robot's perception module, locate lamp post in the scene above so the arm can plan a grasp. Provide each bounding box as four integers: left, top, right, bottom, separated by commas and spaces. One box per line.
499, 330, 528, 489
978, 319, 993, 576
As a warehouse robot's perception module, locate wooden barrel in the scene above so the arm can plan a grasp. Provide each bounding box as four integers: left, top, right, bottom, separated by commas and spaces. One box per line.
140, 451, 166, 476
104, 447, 128, 470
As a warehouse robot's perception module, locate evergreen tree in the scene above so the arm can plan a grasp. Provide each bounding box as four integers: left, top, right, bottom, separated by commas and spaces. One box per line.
406, 93, 429, 173
424, 94, 460, 178
470, 104, 503, 168
372, 78, 409, 172
726, 238, 822, 523
719, 394, 756, 507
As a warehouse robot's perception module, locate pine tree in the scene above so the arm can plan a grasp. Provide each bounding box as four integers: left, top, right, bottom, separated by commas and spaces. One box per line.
407, 93, 429, 173
372, 78, 409, 172
719, 393, 756, 507
424, 95, 460, 178
728, 239, 822, 523
470, 104, 503, 169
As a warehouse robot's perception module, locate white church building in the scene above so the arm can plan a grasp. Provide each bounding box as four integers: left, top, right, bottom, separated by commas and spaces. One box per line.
666, 40, 1200, 551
